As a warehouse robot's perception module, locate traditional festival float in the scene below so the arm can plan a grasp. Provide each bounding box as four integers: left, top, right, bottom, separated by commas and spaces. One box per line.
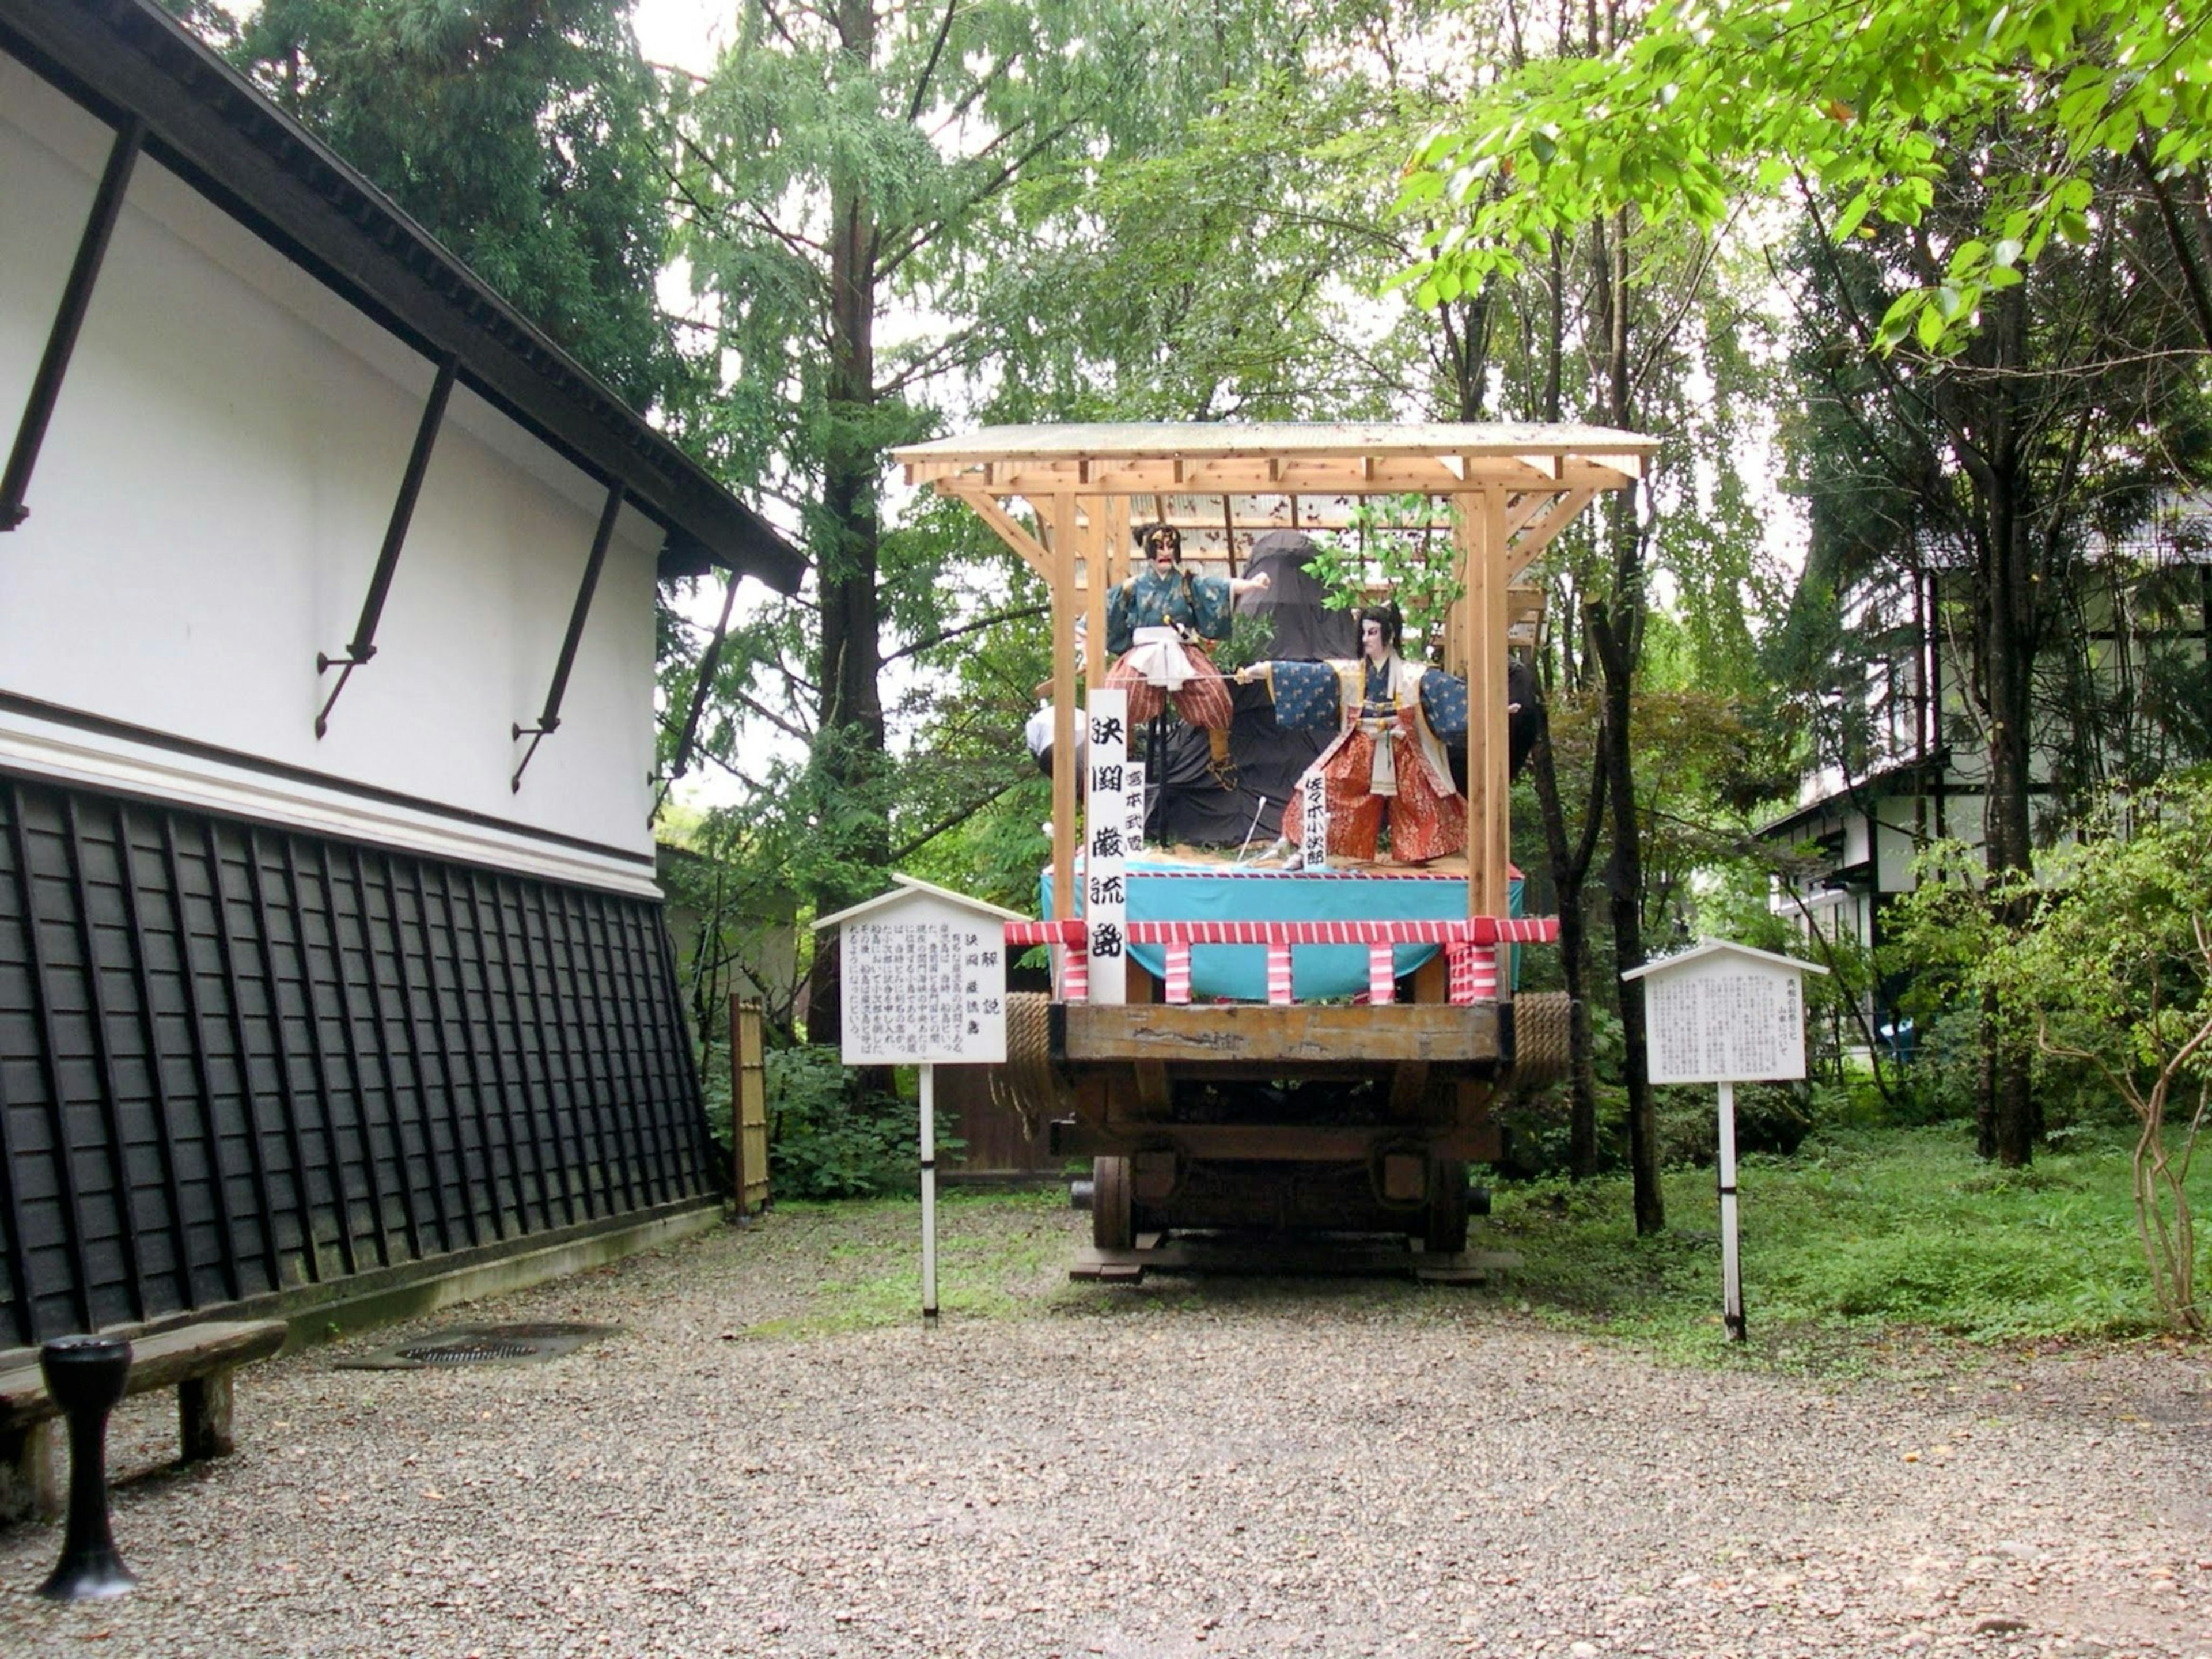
892, 425, 1654, 1275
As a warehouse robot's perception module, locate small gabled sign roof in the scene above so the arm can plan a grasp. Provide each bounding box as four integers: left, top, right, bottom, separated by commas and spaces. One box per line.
811, 874, 1028, 933
1619, 938, 1830, 982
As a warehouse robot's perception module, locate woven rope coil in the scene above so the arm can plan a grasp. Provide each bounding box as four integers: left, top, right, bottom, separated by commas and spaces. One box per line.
1509, 992, 1573, 1091
991, 991, 1072, 1138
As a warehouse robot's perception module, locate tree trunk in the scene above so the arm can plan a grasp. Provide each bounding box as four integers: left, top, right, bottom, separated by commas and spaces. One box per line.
1588, 199, 1662, 1233
1968, 282, 2039, 1167
1532, 711, 1607, 1177
803, 0, 890, 1047
1591, 589, 1661, 1233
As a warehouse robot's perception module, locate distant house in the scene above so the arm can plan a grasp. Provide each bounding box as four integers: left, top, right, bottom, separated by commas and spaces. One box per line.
1759, 495, 2211, 1026
0, 0, 802, 1344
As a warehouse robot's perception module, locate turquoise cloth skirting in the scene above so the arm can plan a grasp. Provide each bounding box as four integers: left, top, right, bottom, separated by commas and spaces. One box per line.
1042, 860, 1524, 1002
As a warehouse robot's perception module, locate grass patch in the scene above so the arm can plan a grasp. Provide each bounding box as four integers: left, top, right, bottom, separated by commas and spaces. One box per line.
726, 1123, 2206, 1365
736, 1185, 1079, 1339
1487, 1121, 2198, 1351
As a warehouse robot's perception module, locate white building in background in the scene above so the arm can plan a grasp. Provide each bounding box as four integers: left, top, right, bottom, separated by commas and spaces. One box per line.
0, 0, 801, 1354
1759, 496, 2211, 1027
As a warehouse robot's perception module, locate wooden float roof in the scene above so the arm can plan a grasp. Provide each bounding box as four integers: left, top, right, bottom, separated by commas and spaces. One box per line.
894, 421, 1658, 498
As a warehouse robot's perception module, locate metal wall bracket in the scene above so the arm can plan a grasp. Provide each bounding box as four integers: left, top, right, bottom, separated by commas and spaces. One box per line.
2, 118, 144, 532
512, 483, 624, 793
315, 355, 458, 736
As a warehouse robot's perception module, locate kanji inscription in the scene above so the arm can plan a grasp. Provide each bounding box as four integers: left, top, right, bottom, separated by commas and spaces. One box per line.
1644, 968, 1806, 1084
840, 903, 1007, 1065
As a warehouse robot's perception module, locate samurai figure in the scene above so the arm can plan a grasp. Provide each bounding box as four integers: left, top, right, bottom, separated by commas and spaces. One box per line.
1104, 523, 1268, 789
1235, 601, 1469, 863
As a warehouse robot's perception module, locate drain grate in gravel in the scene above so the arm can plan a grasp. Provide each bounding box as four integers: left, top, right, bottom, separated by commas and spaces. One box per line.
335, 1321, 619, 1370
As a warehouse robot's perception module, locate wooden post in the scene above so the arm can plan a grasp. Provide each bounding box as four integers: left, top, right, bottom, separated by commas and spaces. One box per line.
1047, 494, 1078, 942
920, 1064, 939, 1319
728, 997, 767, 1217
1478, 485, 1512, 921
728, 993, 745, 1211
1087, 496, 1115, 690
1718, 1079, 1744, 1340
1453, 490, 1491, 919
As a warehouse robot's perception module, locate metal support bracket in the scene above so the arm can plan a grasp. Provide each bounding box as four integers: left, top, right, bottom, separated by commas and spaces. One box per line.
513, 482, 624, 793
3, 118, 143, 532
315, 355, 458, 736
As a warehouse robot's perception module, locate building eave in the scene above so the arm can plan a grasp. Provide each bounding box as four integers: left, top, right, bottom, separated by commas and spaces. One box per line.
0, 0, 804, 596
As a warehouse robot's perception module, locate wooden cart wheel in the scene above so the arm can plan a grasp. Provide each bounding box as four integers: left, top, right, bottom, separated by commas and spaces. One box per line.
1422, 1158, 1469, 1255
1092, 1155, 1135, 1251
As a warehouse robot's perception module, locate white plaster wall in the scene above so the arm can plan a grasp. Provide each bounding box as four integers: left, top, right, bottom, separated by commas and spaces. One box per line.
0, 55, 660, 884
1842, 810, 1871, 870
1875, 798, 1919, 893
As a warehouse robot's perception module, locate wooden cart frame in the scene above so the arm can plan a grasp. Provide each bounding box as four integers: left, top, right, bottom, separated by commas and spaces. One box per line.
892, 423, 1655, 1267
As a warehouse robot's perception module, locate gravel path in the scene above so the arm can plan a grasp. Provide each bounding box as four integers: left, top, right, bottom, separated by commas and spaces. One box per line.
3, 1194, 2208, 1658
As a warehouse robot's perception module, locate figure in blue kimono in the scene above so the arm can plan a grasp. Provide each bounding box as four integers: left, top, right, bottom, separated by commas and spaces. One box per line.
1105, 523, 1267, 789
1236, 603, 1469, 863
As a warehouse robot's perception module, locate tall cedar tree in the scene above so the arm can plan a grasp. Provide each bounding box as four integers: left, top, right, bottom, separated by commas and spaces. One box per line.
233, 0, 685, 411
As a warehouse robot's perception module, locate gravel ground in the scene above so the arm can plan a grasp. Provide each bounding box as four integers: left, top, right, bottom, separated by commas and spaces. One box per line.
3, 1194, 2209, 1659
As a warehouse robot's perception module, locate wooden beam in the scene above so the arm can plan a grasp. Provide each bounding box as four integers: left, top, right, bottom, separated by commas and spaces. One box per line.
1454, 494, 1483, 916
1052, 1122, 1503, 1162
1506, 488, 1599, 581
946, 483, 1053, 577
1046, 494, 1078, 934
1507, 490, 1556, 536
1085, 497, 1113, 688
1476, 487, 1512, 919
1064, 1003, 1502, 1065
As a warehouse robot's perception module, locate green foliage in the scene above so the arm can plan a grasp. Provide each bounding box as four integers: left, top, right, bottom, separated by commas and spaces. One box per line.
1889, 774, 2212, 1330
1398, 0, 2212, 355
1301, 494, 1465, 649
765, 1047, 920, 1200
230, 0, 687, 408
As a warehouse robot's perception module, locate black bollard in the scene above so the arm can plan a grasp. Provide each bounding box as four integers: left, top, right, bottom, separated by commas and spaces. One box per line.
36, 1334, 135, 1601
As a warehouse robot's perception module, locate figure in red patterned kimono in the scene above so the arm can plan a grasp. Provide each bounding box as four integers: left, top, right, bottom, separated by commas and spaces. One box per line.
1105, 524, 1268, 789
1236, 603, 1469, 864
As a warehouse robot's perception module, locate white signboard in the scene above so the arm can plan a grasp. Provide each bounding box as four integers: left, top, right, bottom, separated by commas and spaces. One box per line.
1299, 765, 1329, 870
1642, 960, 1808, 1084
1623, 939, 1828, 1343
837, 892, 1007, 1065
1084, 689, 1130, 1005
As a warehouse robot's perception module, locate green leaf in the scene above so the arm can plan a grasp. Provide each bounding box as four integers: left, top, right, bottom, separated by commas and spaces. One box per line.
1914, 300, 1944, 350
1832, 188, 1876, 241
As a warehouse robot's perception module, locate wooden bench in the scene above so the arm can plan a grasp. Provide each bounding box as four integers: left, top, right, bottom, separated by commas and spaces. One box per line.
0, 1320, 288, 1525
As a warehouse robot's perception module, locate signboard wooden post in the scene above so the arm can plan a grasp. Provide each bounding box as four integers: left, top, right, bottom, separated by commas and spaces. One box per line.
813, 876, 1024, 1318
1621, 940, 1829, 1341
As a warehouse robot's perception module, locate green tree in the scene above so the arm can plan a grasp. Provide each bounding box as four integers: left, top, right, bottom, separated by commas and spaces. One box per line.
1399, 0, 2212, 357
1767, 138, 2212, 1163
671, 0, 1458, 1041
232, 0, 686, 408
1891, 776, 2212, 1332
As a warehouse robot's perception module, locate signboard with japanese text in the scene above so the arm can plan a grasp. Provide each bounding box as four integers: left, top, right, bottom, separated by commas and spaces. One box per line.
836, 890, 1007, 1065
1622, 939, 1827, 1342
1084, 689, 1130, 1005
1299, 766, 1329, 870
1634, 947, 1812, 1084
